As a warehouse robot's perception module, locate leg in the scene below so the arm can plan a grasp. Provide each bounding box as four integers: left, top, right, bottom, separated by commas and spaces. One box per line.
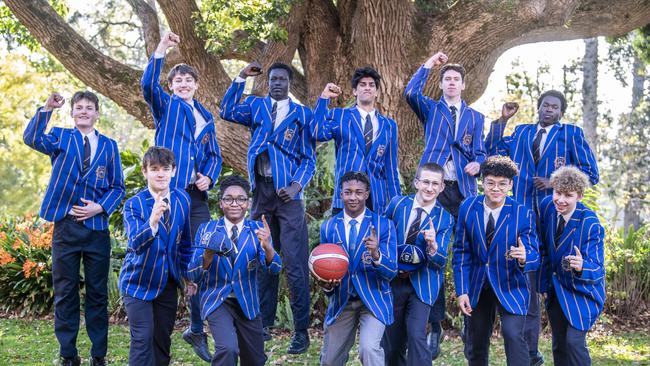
383, 278, 409, 366
52, 218, 82, 359
438, 180, 463, 219
123, 296, 155, 366
228, 299, 268, 366
499, 305, 529, 366
405, 288, 432, 366
565, 324, 591, 366
525, 270, 543, 365
465, 287, 497, 366
427, 280, 446, 359
320, 302, 360, 366
358, 305, 386, 366
206, 303, 239, 366
547, 293, 570, 366
81, 228, 111, 358
152, 280, 179, 366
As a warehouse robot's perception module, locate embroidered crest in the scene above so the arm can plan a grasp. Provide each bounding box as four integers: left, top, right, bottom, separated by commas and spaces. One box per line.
284, 128, 295, 141
201, 133, 210, 145
376, 144, 386, 157
554, 157, 566, 169
463, 134, 472, 145
200, 232, 213, 247
96, 166, 106, 179
362, 251, 373, 265
247, 259, 258, 270
400, 251, 413, 263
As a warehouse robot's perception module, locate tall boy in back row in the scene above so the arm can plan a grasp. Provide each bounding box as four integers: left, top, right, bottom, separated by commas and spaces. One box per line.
24, 91, 125, 366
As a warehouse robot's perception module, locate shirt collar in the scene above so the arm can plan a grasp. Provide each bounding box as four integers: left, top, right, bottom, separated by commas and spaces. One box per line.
559, 206, 576, 223
270, 97, 290, 107
356, 107, 376, 120
483, 200, 504, 217
537, 122, 560, 132
344, 208, 366, 226
79, 129, 98, 141
148, 188, 171, 203
224, 217, 245, 235
413, 197, 436, 216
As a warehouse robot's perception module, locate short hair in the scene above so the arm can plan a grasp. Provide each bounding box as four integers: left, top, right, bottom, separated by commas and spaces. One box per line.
142, 146, 175, 170
550, 166, 590, 196
415, 162, 444, 179
219, 174, 251, 197
268, 62, 293, 81
70, 91, 99, 111
167, 63, 199, 84
537, 90, 567, 114
339, 171, 371, 191
351, 67, 382, 89
481, 155, 519, 180
439, 64, 466, 82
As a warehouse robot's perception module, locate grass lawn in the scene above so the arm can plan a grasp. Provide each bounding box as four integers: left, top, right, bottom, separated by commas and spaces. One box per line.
0, 318, 648, 365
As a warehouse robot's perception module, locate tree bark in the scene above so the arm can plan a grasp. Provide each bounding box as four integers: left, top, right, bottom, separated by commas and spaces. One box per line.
6, 0, 650, 174
582, 37, 599, 152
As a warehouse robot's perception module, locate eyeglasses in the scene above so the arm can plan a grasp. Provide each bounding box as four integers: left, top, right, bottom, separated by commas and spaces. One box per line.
484, 181, 510, 191
221, 196, 248, 206
415, 178, 441, 188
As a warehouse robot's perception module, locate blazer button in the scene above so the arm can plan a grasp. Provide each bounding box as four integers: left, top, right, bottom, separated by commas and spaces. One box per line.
553, 272, 556, 276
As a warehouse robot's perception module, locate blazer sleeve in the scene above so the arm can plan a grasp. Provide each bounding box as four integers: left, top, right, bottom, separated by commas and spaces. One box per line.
97, 141, 126, 215
200, 129, 222, 189
471, 113, 487, 164
219, 80, 253, 127
178, 201, 194, 279
519, 208, 540, 273
319, 220, 336, 296
484, 120, 511, 156
404, 65, 436, 124
141, 55, 170, 123
186, 223, 211, 283
23, 108, 60, 156
291, 108, 316, 188
123, 197, 155, 254
573, 221, 605, 284
538, 210, 551, 294
258, 240, 282, 274
311, 97, 338, 142
571, 127, 599, 186
426, 214, 454, 270
452, 205, 471, 296
372, 219, 398, 281
385, 121, 401, 198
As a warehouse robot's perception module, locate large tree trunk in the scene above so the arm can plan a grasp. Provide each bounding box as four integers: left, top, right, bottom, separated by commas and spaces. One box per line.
582, 37, 599, 152
6, 0, 650, 174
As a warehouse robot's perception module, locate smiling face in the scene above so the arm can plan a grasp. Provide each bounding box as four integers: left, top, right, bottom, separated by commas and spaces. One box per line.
552, 190, 582, 216
538, 95, 563, 127
220, 185, 250, 224
142, 162, 175, 196
353, 76, 379, 105
169, 72, 198, 102
341, 179, 369, 217
414, 169, 444, 205
439, 69, 465, 100
482, 175, 513, 208
70, 98, 99, 130
268, 68, 290, 100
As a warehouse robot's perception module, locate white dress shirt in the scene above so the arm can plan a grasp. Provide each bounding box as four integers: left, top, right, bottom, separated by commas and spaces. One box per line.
536, 123, 559, 153
483, 200, 504, 231
80, 130, 98, 164
443, 101, 462, 181
356, 107, 379, 142
406, 199, 436, 236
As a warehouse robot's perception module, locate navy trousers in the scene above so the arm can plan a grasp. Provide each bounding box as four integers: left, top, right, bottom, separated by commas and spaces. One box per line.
547, 293, 592, 366
186, 185, 211, 333
525, 270, 542, 359
383, 277, 432, 366
124, 279, 179, 366
464, 286, 529, 366
253, 176, 310, 331
207, 298, 267, 366
52, 216, 110, 358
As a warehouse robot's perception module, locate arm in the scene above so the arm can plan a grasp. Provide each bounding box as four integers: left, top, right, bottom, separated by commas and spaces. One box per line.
571, 128, 600, 186
96, 142, 126, 215
141, 56, 170, 123
572, 222, 605, 284
404, 66, 437, 124
290, 108, 317, 189
200, 130, 222, 189
452, 208, 471, 296
123, 198, 155, 254
484, 102, 518, 156
426, 215, 454, 269
219, 80, 253, 126
23, 93, 65, 155
385, 121, 401, 198
311, 97, 339, 142
518, 209, 540, 273
371, 220, 398, 281
471, 113, 488, 165
178, 201, 194, 279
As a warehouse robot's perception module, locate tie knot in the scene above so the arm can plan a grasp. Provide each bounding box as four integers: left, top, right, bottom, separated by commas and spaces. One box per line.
349, 219, 358, 227
162, 197, 170, 205
232, 225, 239, 236
450, 106, 457, 112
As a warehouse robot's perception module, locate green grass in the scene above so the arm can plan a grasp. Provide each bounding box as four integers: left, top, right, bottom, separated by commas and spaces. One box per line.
0, 318, 648, 365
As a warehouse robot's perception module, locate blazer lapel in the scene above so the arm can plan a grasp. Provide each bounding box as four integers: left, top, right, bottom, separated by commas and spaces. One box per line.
491, 201, 512, 251
72, 129, 84, 172
351, 213, 372, 272
271, 101, 299, 138
524, 125, 537, 169
439, 97, 455, 133
556, 209, 580, 253
402, 197, 415, 242
455, 101, 469, 142
540, 123, 562, 162
174, 96, 196, 138
262, 97, 274, 132
472, 198, 488, 258
349, 108, 368, 152
367, 113, 388, 159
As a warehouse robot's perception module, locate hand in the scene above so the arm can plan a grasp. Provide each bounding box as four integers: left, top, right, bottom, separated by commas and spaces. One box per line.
363, 226, 380, 261
149, 193, 170, 229
277, 182, 302, 202
457, 294, 473, 316
464, 161, 480, 176
509, 237, 527, 265
255, 215, 272, 251
239, 61, 263, 78
194, 173, 211, 191
565, 245, 584, 273
43, 92, 65, 112
321, 83, 342, 99
499, 102, 519, 123
533, 176, 551, 190
311, 268, 342, 290
70, 198, 104, 221
424, 51, 448, 68
156, 32, 180, 54
185, 282, 197, 297
421, 218, 438, 255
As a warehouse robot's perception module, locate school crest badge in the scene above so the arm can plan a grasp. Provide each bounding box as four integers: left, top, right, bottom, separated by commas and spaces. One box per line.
376, 144, 386, 157
96, 166, 106, 179
284, 128, 295, 141
247, 259, 258, 270
200, 232, 213, 247
554, 157, 566, 169
362, 251, 373, 265
202, 133, 210, 145
463, 134, 472, 145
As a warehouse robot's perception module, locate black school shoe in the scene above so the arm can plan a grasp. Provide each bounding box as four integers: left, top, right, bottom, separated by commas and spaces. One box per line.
286, 330, 310, 354
182, 328, 212, 362
60, 356, 81, 366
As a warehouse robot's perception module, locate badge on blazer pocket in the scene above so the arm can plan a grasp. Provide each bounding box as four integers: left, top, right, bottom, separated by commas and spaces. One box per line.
554, 157, 566, 169
376, 144, 386, 157
202, 133, 210, 145
247, 259, 258, 270
463, 134, 472, 145
96, 166, 106, 179
284, 128, 295, 141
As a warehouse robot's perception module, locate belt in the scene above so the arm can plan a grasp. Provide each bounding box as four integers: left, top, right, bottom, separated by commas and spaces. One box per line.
255, 173, 274, 183
397, 271, 410, 280
186, 183, 200, 191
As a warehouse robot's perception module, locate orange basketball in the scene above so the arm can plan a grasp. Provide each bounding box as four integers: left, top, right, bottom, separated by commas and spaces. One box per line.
309, 244, 349, 281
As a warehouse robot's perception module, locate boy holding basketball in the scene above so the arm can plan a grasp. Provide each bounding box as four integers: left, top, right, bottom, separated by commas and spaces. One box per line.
314, 171, 397, 366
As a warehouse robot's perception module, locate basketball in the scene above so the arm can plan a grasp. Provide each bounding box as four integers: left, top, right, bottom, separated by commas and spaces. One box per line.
309, 244, 349, 281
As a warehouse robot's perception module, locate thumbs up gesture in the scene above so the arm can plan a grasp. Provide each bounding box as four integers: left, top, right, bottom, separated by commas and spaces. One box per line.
565, 245, 584, 273
509, 237, 527, 265
195, 172, 211, 191
256, 215, 272, 250
364, 225, 380, 260
422, 218, 438, 255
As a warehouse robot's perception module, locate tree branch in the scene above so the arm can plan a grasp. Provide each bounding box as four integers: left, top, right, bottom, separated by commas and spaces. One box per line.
126, 0, 161, 57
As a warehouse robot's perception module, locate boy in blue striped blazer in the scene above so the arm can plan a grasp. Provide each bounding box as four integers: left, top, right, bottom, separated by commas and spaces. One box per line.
186, 175, 282, 366
315, 171, 397, 366
452, 156, 540, 366
405, 51, 487, 358
382, 163, 454, 365
538, 166, 605, 366
23, 91, 125, 366
220, 61, 315, 353
142, 32, 223, 360
119, 147, 194, 366
312, 67, 401, 215
485, 91, 599, 365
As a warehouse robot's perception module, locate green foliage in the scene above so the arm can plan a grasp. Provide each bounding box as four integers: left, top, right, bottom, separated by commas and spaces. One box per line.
0, 0, 68, 51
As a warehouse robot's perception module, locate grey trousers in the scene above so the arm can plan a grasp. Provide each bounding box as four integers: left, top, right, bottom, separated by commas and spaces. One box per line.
320, 299, 386, 366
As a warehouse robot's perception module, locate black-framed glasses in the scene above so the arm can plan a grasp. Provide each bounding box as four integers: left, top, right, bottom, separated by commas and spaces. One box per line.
221, 196, 248, 206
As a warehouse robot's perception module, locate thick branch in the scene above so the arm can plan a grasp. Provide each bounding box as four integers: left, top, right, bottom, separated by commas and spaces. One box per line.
221, 29, 266, 61
126, 0, 160, 57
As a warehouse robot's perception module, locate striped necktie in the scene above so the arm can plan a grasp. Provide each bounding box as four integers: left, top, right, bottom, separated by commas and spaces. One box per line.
83, 135, 91, 173
363, 114, 373, 154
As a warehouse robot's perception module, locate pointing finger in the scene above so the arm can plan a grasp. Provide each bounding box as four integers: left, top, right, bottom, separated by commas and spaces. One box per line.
262, 214, 270, 230
573, 246, 581, 257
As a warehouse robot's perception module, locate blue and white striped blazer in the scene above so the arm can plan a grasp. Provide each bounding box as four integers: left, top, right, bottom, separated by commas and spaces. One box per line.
384, 195, 454, 305
312, 98, 401, 213
538, 197, 605, 331
23, 108, 125, 231
141, 56, 222, 190
404, 65, 487, 198
320, 210, 397, 326
485, 121, 599, 211
452, 196, 540, 315
219, 80, 315, 197
186, 218, 282, 320
119, 188, 193, 301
